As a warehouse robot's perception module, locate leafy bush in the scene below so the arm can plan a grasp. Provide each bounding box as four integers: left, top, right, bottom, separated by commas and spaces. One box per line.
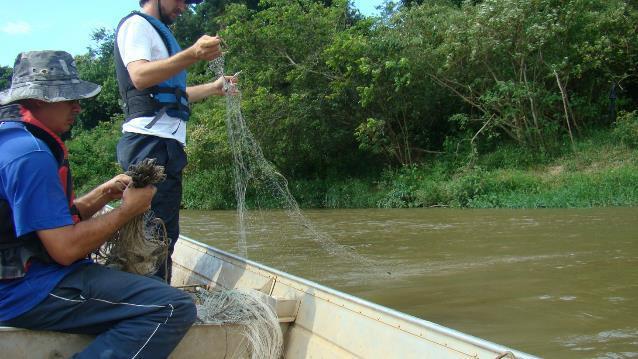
613, 111, 638, 148
67, 116, 123, 195
323, 179, 381, 208
182, 168, 235, 209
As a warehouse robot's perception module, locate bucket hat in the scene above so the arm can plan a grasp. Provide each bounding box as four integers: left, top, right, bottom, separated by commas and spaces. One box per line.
0, 50, 101, 105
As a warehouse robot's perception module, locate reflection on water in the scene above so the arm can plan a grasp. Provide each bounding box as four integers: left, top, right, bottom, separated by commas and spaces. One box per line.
180, 207, 638, 358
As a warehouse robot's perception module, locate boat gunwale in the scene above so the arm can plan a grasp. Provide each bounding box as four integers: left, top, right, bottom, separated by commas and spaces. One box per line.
177, 234, 539, 359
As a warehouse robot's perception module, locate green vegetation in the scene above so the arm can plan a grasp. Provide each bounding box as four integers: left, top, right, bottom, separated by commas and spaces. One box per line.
67, 115, 123, 195
6, 0, 637, 209
69, 119, 638, 209
0, 66, 11, 90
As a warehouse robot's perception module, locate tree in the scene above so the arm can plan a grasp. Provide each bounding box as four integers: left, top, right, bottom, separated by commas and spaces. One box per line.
420, 0, 638, 152
0, 66, 11, 91
335, 1, 460, 165
187, 0, 377, 177
74, 28, 121, 130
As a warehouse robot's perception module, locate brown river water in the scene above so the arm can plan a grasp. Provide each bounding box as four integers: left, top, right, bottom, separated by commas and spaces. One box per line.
179, 207, 638, 358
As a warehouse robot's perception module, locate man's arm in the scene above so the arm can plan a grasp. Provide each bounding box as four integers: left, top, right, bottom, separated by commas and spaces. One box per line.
37, 185, 156, 266
127, 35, 222, 90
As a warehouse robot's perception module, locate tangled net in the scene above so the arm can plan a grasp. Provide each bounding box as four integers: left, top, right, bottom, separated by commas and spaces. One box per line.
95, 158, 282, 358
96, 152, 282, 358
192, 287, 283, 359
97, 158, 169, 277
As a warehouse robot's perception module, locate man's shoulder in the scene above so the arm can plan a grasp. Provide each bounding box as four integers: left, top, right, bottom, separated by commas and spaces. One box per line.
119, 12, 154, 31
0, 122, 46, 147
123, 12, 145, 23
117, 13, 161, 45
0, 124, 52, 165
0, 122, 34, 150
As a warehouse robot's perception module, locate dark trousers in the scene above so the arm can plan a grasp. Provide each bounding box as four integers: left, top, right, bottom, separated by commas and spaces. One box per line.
117, 132, 187, 283
2, 264, 197, 358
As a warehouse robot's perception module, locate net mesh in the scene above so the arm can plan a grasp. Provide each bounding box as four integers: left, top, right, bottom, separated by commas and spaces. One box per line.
96, 158, 169, 277
192, 287, 283, 359
208, 57, 371, 268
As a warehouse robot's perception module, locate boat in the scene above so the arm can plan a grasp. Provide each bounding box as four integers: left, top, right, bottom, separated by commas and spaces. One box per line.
0, 233, 540, 358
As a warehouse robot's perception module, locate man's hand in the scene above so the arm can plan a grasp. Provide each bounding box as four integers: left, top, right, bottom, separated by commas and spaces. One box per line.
101, 174, 132, 201
187, 74, 239, 101
212, 75, 240, 96
120, 185, 156, 218
73, 174, 132, 219
223, 74, 241, 95
189, 35, 223, 61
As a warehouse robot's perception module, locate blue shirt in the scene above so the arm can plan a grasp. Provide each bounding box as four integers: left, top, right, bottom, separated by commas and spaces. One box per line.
0, 122, 89, 321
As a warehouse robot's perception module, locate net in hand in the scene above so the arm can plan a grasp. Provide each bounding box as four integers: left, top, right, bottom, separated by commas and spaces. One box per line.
96, 158, 169, 278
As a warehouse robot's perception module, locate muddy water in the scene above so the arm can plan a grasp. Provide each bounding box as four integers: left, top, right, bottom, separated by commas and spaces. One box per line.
180, 208, 638, 358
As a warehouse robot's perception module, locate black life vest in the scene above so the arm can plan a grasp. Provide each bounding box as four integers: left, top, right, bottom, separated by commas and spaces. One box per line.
114, 11, 190, 129
0, 104, 79, 280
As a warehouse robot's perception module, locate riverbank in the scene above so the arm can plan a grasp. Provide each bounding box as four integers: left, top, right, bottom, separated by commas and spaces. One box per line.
68, 123, 637, 210
179, 129, 638, 209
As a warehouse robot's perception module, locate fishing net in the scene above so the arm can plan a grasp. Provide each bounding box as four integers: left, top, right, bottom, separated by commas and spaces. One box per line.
208, 56, 372, 268
96, 54, 374, 359
96, 158, 169, 277
96, 158, 282, 358
191, 287, 283, 359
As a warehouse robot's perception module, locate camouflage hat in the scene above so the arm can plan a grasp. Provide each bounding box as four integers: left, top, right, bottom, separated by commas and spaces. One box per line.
0, 50, 101, 105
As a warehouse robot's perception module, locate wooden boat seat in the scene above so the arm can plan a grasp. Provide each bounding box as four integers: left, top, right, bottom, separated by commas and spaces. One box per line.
0, 294, 299, 359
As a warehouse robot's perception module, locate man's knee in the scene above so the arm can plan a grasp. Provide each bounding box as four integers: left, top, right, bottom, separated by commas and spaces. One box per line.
169, 288, 198, 327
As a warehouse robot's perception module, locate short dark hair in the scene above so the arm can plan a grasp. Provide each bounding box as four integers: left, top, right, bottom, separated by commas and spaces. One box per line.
139, 0, 150, 6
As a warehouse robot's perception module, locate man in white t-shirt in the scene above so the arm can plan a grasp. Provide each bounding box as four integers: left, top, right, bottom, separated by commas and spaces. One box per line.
114, 0, 234, 282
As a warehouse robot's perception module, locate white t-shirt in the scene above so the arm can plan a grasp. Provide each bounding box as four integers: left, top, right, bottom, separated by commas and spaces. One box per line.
116, 14, 187, 145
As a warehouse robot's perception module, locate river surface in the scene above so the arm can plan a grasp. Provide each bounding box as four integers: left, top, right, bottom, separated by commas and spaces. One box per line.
179, 208, 638, 358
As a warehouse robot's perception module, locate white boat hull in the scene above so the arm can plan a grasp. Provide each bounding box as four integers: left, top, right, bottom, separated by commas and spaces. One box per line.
171, 235, 539, 359
0, 233, 540, 358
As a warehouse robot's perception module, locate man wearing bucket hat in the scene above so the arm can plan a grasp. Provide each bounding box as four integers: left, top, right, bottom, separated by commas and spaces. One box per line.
0, 50, 196, 358
115, 0, 236, 283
